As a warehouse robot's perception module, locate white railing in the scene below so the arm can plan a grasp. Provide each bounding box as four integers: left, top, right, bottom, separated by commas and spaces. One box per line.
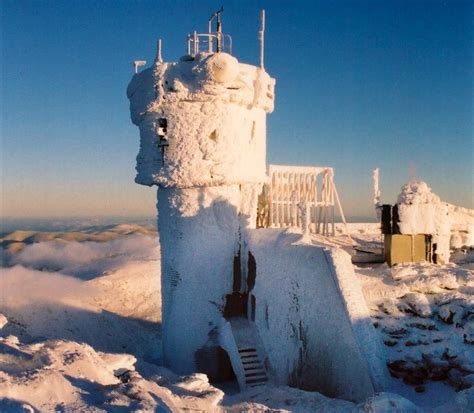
257, 165, 349, 237
187, 31, 233, 56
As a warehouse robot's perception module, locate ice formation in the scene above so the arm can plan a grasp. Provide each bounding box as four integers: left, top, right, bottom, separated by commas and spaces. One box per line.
126, 16, 389, 402
127, 52, 274, 188
246, 229, 387, 400
395, 181, 474, 263
127, 29, 275, 378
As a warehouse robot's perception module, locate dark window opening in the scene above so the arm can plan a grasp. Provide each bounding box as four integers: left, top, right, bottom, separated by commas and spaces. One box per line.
232, 252, 241, 293
224, 292, 247, 318
157, 118, 167, 137
247, 251, 257, 292
209, 130, 218, 142
250, 294, 256, 322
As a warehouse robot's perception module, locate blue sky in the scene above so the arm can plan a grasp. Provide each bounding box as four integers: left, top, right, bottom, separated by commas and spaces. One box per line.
1, 0, 472, 219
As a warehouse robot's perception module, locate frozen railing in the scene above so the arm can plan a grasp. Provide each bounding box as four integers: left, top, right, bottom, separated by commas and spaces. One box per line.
187, 31, 233, 56
185, 8, 266, 68
257, 165, 349, 237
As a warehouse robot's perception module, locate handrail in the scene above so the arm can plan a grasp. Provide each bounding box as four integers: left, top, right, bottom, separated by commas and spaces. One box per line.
187, 32, 233, 56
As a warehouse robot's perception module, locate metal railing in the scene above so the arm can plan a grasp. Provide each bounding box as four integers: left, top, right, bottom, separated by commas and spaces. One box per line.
257, 165, 350, 237
187, 31, 233, 56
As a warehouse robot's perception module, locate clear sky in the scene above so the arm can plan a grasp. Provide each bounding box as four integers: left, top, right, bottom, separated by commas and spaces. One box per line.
1, 0, 473, 219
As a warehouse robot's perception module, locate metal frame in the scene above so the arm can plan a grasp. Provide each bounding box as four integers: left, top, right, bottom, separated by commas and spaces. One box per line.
264, 165, 349, 237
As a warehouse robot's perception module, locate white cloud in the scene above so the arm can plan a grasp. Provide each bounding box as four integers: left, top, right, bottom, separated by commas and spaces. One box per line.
11, 234, 159, 279
0, 265, 92, 306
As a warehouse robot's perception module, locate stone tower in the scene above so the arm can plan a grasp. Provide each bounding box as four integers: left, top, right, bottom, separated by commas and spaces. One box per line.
127, 14, 275, 375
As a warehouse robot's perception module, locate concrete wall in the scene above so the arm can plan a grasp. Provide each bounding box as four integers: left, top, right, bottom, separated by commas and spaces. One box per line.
248, 229, 388, 402
158, 186, 240, 374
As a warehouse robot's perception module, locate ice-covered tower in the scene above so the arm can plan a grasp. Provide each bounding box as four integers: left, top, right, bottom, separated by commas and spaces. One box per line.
127, 12, 274, 374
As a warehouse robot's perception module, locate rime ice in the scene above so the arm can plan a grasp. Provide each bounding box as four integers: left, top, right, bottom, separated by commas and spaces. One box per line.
395, 181, 474, 263
126, 15, 388, 401
127, 23, 275, 378
127, 53, 274, 188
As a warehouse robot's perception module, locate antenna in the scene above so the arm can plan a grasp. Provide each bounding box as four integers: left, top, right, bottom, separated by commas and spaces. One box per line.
259, 10, 265, 69
373, 168, 381, 207
155, 39, 163, 64
208, 7, 224, 52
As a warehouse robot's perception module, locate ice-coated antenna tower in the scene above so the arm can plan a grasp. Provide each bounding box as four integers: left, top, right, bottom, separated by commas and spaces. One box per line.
259, 9, 265, 69
208, 7, 224, 52
155, 38, 163, 64
127, 11, 275, 378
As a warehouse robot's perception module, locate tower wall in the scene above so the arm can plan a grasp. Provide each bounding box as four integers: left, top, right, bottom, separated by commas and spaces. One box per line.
128, 52, 275, 373
157, 186, 240, 373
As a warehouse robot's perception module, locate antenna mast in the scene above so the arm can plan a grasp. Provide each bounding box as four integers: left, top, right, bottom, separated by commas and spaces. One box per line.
259, 9, 265, 69
208, 7, 224, 53
155, 38, 163, 64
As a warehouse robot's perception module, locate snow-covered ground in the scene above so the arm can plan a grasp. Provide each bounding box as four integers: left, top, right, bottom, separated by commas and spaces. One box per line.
1, 222, 473, 411
356, 253, 474, 407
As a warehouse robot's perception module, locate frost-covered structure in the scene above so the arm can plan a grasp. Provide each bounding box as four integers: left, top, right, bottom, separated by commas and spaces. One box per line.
127, 13, 387, 402
395, 181, 474, 263
127, 15, 274, 377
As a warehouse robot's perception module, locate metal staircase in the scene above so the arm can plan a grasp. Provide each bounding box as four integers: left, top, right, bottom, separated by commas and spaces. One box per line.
238, 347, 268, 387
226, 317, 269, 389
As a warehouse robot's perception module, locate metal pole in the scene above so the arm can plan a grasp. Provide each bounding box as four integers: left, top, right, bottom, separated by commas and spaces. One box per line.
373, 167, 380, 206
323, 173, 329, 235
259, 10, 265, 69
274, 172, 280, 227
331, 176, 335, 236
216, 13, 222, 52
193, 31, 198, 55
226, 34, 233, 55
208, 20, 212, 53
156, 38, 163, 63
333, 182, 353, 244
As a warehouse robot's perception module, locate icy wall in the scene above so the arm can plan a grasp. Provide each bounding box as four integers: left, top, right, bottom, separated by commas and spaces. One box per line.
127, 52, 275, 374
396, 181, 474, 263
247, 229, 388, 402
127, 52, 274, 188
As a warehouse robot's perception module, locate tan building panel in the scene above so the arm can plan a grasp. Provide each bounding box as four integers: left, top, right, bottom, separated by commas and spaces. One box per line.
384, 234, 432, 266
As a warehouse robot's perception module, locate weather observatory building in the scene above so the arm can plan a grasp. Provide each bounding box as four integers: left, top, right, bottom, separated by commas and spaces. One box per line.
127, 10, 388, 402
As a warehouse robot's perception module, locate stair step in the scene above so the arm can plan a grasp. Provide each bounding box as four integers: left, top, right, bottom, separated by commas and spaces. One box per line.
247, 381, 267, 387
245, 371, 267, 378
244, 365, 264, 370
243, 366, 265, 372
242, 360, 263, 370
240, 354, 258, 361
245, 372, 265, 378
238, 348, 257, 353
239, 353, 258, 358
229, 318, 270, 389
246, 377, 268, 385
244, 368, 266, 375
240, 351, 258, 357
